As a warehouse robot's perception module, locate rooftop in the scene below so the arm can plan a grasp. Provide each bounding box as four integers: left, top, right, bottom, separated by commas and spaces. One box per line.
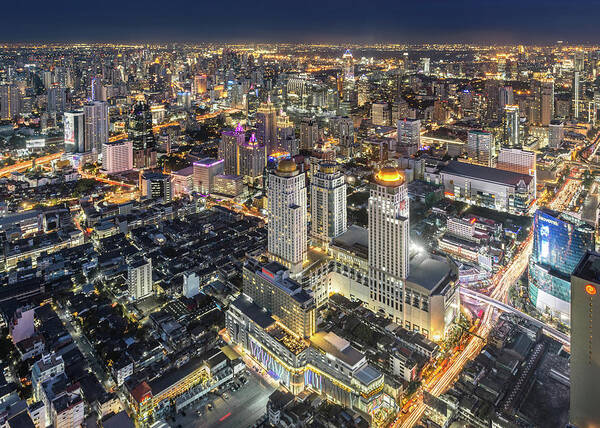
406, 252, 456, 293
231, 295, 275, 329
441, 160, 533, 186
310, 331, 365, 368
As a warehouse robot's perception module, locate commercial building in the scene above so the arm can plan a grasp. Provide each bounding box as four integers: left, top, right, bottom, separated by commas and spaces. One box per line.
219, 124, 245, 175
497, 148, 536, 191
171, 166, 194, 196
102, 140, 133, 174
300, 118, 318, 150
267, 159, 307, 274
529, 209, 595, 324
371, 102, 390, 126
504, 105, 520, 148
192, 158, 224, 194
63, 111, 85, 153
310, 162, 347, 244
237, 133, 267, 186
396, 118, 421, 156
438, 161, 535, 215
128, 101, 156, 168
213, 174, 243, 197
570, 251, 600, 428
256, 98, 278, 154
0, 84, 22, 120
548, 120, 564, 149
84, 101, 109, 154
140, 172, 172, 203
466, 130, 494, 167
243, 258, 316, 338
128, 257, 153, 300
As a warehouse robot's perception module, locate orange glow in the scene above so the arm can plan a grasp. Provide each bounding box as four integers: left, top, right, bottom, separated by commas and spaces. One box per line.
376, 168, 402, 183
586, 284, 597, 295
470, 218, 477, 224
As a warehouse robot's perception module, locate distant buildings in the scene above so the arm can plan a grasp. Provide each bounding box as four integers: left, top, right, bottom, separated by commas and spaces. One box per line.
0, 84, 21, 120
300, 118, 318, 150
504, 105, 520, 148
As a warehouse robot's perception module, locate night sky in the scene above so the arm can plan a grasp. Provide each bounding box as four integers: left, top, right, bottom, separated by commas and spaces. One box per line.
3, 0, 600, 44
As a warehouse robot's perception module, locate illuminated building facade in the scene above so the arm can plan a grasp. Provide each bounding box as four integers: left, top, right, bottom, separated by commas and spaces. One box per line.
396, 118, 421, 156
256, 98, 278, 154
84, 101, 109, 155
570, 251, 600, 428
219, 123, 245, 175
192, 158, 224, 194
466, 130, 494, 167
237, 133, 267, 186
63, 111, 85, 153
267, 159, 307, 274
504, 105, 520, 148
310, 162, 347, 244
128, 101, 156, 168
102, 139, 133, 174
529, 208, 595, 324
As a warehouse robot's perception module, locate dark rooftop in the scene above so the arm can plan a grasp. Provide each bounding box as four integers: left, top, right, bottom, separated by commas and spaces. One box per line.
441, 160, 533, 186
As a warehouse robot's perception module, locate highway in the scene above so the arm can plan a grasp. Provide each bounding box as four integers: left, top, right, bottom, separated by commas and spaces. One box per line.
0, 152, 64, 177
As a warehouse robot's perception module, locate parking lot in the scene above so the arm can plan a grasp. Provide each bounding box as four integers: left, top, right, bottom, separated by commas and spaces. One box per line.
169, 368, 276, 428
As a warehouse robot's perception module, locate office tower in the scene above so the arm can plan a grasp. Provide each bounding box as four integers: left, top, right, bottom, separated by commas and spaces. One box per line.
277, 111, 298, 155
127, 257, 153, 300
213, 174, 243, 197
574, 49, 585, 73
342, 49, 354, 82
237, 133, 267, 187
267, 159, 307, 274
484, 79, 500, 119
420, 57, 430, 75
47, 86, 67, 113
368, 167, 410, 321
128, 101, 156, 168
310, 161, 347, 243
548, 120, 564, 149
192, 158, 224, 194
300, 118, 318, 150
357, 74, 369, 107
84, 101, 109, 154
140, 172, 172, 202
467, 130, 495, 167
0, 84, 21, 120
504, 105, 520, 148
529, 208, 595, 324
371, 102, 390, 126
256, 98, 278, 154
177, 91, 191, 110
497, 148, 536, 190
63, 111, 85, 153
533, 76, 554, 126
573, 71, 581, 120
219, 123, 245, 175
330, 116, 354, 151
243, 258, 316, 338
498, 86, 514, 110
102, 140, 133, 174
396, 118, 421, 156
150, 104, 165, 125
193, 74, 207, 95
570, 251, 600, 428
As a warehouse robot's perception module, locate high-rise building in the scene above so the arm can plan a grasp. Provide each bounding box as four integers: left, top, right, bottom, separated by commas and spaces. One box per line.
140, 172, 172, 203
497, 147, 536, 191
498, 86, 514, 109
277, 111, 298, 156
242, 258, 316, 338
128, 101, 156, 168
47, 86, 67, 113
368, 167, 410, 321
127, 257, 153, 300
256, 98, 278, 154
357, 75, 369, 106
420, 57, 430, 75
237, 133, 266, 187
177, 91, 191, 110
573, 71, 581, 120
371, 102, 390, 126
504, 105, 520, 148
310, 162, 347, 244
193, 74, 207, 96
84, 101, 109, 154
533, 76, 554, 126
0, 84, 21, 120
466, 130, 495, 167
570, 251, 600, 428
548, 120, 564, 149
192, 158, 224, 194
300, 118, 318, 150
63, 111, 85, 153
396, 118, 421, 156
219, 123, 245, 175
342, 49, 354, 82
267, 159, 307, 274
102, 140, 133, 174
529, 208, 595, 324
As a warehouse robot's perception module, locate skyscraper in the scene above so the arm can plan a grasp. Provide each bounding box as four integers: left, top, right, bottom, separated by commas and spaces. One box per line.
256, 98, 278, 154
128, 101, 156, 168
529, 208, 595, 324
310, 162, 347, 244
84, 101, 109, 154
573, 71, 581, 120
63, 111, 85, 153
368, 167, 410, 322
0, 84, 21, 120
237, 133, 267, 187
570, 251, 600, 428
47, 86, 67, 113
300, 118, 318, 150
193, 74, 207, 96
396, 118, 421, 156
267, 159, 307, 274
219, 123, 245, 175
467, 130, 495, 167
504, 105, 520, 148
371, 102, 390, 126
102, 140, 133, 174
533, 76, 554, 126
498, 86, 514, 110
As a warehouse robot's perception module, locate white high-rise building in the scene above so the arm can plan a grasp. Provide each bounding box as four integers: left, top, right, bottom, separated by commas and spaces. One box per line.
63, 111, 85, 153
310, 162, 347, 244
268, 159, 307, 274
504, 105, 520, 148
84, 101, 109, 154
396, 118, 421, 155
467, 130, 494, 167
127, 257, 153, 300
102, 140, 133, 174
368, 167, 410, 322
497, 147, 536, 191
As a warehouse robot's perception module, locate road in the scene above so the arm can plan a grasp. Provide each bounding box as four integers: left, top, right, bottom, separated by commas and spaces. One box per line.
0, 152, 64, 177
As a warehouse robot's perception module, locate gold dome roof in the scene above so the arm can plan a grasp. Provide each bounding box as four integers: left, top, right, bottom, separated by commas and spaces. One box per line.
277, 159, 298, 173
375, 167, 404, 186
